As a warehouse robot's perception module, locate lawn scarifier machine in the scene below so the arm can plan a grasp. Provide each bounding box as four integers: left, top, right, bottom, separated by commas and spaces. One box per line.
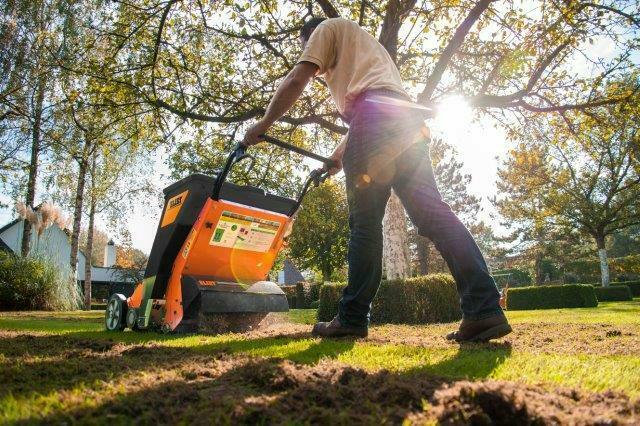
105, 136, 332, 333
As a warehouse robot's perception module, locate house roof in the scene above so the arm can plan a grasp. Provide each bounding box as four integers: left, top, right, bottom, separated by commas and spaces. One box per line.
282, 258, 304, 284
0, 237, 13, 253
0, 218, 19, 235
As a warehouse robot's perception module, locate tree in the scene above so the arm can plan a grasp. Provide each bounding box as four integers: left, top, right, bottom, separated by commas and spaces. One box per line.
609, 225, 640, 258
67, 0, 639, 279
496, 92, 640, 286
287, 179, 349, 281
412, 137, 482, 275
80, 226, 109, 267
113, 231, 148, 285
0, 0, 71, 256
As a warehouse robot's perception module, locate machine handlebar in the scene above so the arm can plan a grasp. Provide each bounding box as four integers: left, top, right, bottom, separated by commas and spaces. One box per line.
212, 136, 333, 216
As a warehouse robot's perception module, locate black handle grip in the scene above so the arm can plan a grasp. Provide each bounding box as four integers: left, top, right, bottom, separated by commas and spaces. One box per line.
211, 144, 253, 200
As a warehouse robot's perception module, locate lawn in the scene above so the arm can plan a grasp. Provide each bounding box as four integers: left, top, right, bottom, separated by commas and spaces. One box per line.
1, 301, 639, 424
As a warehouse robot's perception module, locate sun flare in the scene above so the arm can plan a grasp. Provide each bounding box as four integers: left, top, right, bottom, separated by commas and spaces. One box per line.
432, 96, 473, 139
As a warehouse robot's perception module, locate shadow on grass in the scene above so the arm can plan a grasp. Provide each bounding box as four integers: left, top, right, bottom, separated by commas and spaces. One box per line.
24, 340, 513, 425
1, 326, 514, 424
0, 330, 356, 401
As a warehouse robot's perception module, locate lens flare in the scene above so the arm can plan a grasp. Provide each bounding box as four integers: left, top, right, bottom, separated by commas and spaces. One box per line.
432, 96, 473, 138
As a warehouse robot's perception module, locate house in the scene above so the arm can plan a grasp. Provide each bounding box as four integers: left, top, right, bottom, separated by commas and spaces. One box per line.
276, 258, 305, 285
0, 218, 138, 300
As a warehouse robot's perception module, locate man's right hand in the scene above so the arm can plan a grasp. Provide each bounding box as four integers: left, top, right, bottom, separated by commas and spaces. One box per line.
325, 135, 347, 175
325, 156, 343, 176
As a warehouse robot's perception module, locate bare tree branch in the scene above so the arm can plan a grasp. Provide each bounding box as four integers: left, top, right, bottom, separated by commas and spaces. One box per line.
316, 0, 340, 18
417, 0, 496, 104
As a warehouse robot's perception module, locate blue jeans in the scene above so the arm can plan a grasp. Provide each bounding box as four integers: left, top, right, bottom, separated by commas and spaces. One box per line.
337, 92, 502, 328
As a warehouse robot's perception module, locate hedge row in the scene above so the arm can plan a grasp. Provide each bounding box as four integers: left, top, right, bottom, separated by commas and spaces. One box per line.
295, 282, 322, 309
281, 282, 323, 308
611, 281, 640, 297
506, 284, 598, 310
318, 274, 461, 324
595, 285, 632, 302
281, 285, 298, 308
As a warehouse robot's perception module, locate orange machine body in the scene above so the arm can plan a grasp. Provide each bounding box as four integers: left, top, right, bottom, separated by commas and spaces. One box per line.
161, 198, 291, 330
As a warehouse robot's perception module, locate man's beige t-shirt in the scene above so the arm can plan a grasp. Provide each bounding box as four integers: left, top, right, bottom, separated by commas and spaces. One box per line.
298, 18, 408, 120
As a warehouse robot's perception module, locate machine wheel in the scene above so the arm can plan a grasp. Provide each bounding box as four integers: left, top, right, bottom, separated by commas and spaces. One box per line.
126, 308, 139, 330
105, 294, 127, 331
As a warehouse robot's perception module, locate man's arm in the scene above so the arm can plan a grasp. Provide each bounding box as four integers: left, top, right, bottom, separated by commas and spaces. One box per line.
242, 62, 319, 146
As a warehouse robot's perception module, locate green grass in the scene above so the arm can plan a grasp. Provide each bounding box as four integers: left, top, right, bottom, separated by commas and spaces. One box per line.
1, 300, 639, 423
506, 299, 640, 325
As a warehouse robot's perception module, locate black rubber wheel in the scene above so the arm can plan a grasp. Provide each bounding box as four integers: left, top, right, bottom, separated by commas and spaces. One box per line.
126, 308, 139, 330
105, 294, 127, 331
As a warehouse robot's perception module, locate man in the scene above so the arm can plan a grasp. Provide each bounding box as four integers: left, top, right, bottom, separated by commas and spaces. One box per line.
243, 17, 512, 342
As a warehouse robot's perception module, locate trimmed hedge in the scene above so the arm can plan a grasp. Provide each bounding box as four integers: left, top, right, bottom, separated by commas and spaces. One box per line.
318, 274, 461, 324
506, 284, 598, 310
611, 281, 640, 297
310, 300, 320, 309
317, 283, 343, 322
281, 285, 297, 308
595, 285, 632, 302
293, 282, 323, 308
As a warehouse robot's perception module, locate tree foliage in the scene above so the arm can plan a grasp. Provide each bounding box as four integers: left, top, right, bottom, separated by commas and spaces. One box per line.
287, 179, 349, 281
496, 86, 640, 285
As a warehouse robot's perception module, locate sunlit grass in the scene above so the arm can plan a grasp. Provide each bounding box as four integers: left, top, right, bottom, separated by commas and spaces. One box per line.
0, 298, 639, 421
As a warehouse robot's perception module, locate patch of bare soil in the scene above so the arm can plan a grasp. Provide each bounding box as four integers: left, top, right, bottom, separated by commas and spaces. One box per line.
2, 332, 636, 425
199, 312, 269, 334
247, 320, 640, 356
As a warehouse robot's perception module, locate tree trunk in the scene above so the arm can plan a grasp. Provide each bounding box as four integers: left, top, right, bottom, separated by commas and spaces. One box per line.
83, 154, 97, 310
383, 191, 411, 279
416, 234, 430, 276
534, 251, 543, 285
322, 263, 332, 282
70, 143, 90, 281
84, 196, 95, 310
596, 235, 610, 287
20, 76, 46, 256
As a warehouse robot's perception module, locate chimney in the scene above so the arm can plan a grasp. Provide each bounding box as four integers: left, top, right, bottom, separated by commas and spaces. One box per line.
104, 239, 116, 267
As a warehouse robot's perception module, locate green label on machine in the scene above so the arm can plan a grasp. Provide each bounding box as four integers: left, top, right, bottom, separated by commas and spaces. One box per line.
209, 211, 280, 253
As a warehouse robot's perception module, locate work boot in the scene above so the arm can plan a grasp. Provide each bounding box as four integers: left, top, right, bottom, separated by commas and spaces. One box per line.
446, 313, 512, 342
312, 316, 368, 338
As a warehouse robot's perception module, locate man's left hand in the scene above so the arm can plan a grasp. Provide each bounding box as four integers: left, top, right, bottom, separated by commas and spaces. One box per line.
242, 120, 269, 146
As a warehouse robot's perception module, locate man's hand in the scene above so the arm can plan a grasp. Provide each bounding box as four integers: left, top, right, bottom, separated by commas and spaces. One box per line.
325, 134, 347, 175
242, 120, 269, 146
326, 152, 343, 176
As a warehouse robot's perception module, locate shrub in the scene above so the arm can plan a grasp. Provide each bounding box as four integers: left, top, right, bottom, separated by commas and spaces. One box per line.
611, 281, 640, 297
281, 285, 297, 309
492, 268, 532, 287
0, 252, 81, 311
595, 285, 632, 302
564, 255, 640, 283
295, 282, 307, 308
317, 283, 344, 322
308, 283, 321, 305
563, 272, 579, 284
310, 300, 320, 309
506, 284, 598, 310
317, 274, 461, 324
